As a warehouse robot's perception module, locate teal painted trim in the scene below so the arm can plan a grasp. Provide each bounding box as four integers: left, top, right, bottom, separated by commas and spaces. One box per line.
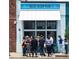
65, 2, 69, 38
21, 1, 69, 3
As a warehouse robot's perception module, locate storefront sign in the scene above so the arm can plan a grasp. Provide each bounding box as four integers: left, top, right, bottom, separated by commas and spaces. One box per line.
21, 3, 60, 10
19, 3, 61, 20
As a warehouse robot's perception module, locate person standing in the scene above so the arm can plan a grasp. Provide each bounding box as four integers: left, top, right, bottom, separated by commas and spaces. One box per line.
31, 37, 38, 57
45, 37, 52, 57
26, 36, 31, 57
64, 38, 69, 54
22, 36, 27, 56
50, 36, 54, 54
58, 35, 63, 53
29, 36, 33, 57
39, 35, 46, 56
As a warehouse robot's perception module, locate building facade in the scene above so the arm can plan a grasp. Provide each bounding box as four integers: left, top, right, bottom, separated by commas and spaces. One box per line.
9, 0, 69, 53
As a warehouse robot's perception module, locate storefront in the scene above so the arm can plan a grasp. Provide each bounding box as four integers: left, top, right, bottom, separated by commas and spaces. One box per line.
16, 1, 67, 53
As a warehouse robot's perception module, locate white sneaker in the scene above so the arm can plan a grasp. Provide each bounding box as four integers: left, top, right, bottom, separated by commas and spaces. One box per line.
38, 56, 41, 58
52, 55, 56, 58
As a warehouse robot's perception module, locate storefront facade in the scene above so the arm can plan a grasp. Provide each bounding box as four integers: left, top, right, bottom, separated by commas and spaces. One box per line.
9, 0, 69, 53
16, 1, 67, 53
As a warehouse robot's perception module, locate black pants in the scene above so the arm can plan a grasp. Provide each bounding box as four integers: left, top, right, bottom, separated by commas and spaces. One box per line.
46, 45, 51, 56
31, 47, 37, 56
51, 44, 54, 53
65, 44, 68, 54
40, 46, 45, 56
23, 48, 27, 56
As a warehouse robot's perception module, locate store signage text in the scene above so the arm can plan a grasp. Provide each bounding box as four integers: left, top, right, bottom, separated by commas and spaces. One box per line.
21, 3, 60, 10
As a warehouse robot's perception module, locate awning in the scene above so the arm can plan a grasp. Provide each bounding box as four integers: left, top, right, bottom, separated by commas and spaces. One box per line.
19, 11, 61, 20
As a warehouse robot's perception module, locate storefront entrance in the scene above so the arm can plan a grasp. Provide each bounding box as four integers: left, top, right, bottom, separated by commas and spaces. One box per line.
16, 2, 66, 53
23, 20, 58, 53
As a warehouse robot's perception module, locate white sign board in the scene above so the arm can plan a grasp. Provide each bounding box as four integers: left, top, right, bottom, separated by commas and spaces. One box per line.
19, 11, 61, 20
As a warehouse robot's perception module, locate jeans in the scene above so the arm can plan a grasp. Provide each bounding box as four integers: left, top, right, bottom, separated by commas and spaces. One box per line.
23, 48, 27, 56
59, 44, 63, 53
65, 44, 69, 54
31, 47, 37, 56
46, 45, 51, 54
51, 44, 54, 53
39, 46, 45, 56
26, 45, 30, 53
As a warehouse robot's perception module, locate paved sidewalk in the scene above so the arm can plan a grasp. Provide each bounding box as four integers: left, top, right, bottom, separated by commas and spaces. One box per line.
9, 52, 69, 59
10, 52, 68, 57
10, 57, 68, 59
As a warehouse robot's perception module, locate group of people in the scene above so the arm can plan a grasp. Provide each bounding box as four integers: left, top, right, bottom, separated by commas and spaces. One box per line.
22, 35, 69, 57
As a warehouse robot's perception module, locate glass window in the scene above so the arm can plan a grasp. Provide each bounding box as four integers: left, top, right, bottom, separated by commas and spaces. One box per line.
21, 0, 27, 2
37, 21, 46, 29
47, 21, 57, 29
47, 31, 56, 40
24, 21, 35, 29
24, 31, 35, 37
37, 31, 45, 39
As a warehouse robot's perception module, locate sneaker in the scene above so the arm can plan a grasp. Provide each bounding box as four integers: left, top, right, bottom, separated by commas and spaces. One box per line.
35, 55, 38, 57
39, 56, 41, 58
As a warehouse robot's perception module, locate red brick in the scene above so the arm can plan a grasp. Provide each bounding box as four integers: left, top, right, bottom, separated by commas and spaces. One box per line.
9, 0, 16, 52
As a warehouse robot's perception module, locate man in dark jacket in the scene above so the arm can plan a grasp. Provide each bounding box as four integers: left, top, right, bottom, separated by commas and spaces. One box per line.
39, 36, 46, 56
31, 37, 38, 57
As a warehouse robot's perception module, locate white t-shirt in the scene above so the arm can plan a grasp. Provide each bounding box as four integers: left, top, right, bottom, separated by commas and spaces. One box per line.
50, 37, 54, 44
45, 39, 52, 46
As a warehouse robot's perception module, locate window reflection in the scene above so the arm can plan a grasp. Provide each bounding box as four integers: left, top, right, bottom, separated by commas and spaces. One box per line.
47, 21, 57, 29
24, 21, 35, 29
37, 21, 46, 29
24, 31, 35, 37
